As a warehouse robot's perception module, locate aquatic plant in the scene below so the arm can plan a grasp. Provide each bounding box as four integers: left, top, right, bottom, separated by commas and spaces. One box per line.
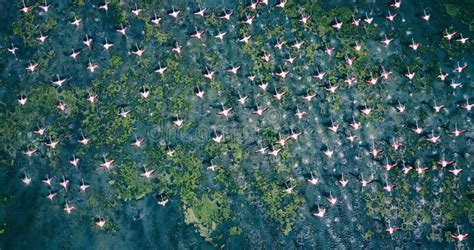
12, 13, 36, 47
364, 169, 474, 242
184, 192, 232, 241
1, 0, 472, 248
229, 226, 242, 236
444, 3, 461, 17
112, 160, 153, 201
252, 172, 305, 235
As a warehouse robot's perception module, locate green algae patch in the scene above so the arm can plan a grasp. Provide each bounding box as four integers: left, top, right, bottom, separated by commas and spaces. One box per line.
184, 193, 231, 242
444, 3, 461, 17
253, 173, 305, 235
1, 0, 473, 247
0, 221, 6, 235
364, 175, 474, 242
112, 161, 153, 201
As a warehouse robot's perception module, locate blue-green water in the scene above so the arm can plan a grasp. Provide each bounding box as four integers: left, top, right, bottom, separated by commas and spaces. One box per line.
0, 0, 473, 249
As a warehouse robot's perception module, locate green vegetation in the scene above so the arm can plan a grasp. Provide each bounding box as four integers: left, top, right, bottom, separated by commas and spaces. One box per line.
0, 221, 5, 235
444, 3, 461, 16
229, 226, 242, 236
109, 55, 123, 69
73, 0, 85, 6
112, 161, 153, 201
12, 13, 36, 46
184, 192, 232, 241
364, 173, 474, 242
204, 140, 244, 164
1, 0, 472, 247
146, 146, 235, 242
253, 173, 305, 235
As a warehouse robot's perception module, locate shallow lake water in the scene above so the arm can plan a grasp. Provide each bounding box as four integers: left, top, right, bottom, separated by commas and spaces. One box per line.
0, 0, 473, 249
